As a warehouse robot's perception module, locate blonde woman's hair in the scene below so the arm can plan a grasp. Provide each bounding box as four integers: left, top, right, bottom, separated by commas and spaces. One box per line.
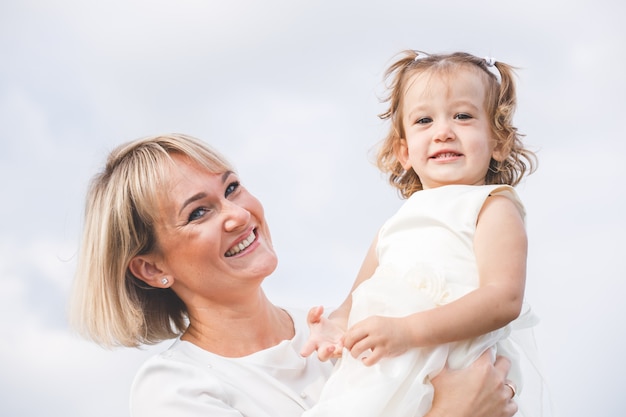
69, 133, 234, 348
376, 50, 537, 198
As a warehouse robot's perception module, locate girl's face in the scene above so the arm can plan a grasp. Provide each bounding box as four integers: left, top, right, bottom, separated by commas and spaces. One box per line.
398, 67, 502, 190
141, 154, 278, 306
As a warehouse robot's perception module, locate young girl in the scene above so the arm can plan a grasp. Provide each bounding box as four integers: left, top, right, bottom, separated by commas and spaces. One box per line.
300, 50, 539, 416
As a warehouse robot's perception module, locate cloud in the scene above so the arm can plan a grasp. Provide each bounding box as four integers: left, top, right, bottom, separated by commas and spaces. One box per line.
1, 1, 625, 416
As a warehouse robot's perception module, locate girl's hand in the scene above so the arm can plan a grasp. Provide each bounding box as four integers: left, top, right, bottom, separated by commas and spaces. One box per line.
343, 316, 412, 366
299, 306, 345, 361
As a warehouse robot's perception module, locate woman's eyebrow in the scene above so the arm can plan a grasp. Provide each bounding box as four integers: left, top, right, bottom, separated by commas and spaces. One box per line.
179, 192, 207, 216
178, 171, 234, 216
222, 170, 234, 182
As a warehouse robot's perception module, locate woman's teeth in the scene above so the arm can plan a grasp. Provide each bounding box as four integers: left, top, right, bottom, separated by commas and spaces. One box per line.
225, 231, 256, 257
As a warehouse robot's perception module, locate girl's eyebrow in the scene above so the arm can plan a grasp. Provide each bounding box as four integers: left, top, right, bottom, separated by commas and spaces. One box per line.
178, 171, 234, 216
404, 104, 428, 119
449, 99, 481, 109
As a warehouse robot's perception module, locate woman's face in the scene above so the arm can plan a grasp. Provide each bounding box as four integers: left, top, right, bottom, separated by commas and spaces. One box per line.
149, 153, 278, 305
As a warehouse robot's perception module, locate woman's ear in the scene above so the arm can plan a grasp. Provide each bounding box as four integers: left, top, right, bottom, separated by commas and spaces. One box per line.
396, 138, 412, 170
129, 255, 169, 288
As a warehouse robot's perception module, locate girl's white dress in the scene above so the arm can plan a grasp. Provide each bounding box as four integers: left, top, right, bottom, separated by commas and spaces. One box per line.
303, 184, 540, 417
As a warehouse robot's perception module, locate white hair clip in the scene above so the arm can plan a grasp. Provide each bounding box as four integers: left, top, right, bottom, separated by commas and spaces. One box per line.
483, 56, 501, 82
414, 51, 428, 61
484, 56, 497, 67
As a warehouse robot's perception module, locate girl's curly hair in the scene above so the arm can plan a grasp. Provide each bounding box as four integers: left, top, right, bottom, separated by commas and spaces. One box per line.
376, 50, 537, 198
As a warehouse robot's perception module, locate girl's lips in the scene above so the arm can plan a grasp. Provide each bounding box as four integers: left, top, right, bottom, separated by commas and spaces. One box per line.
431, 151, 462, 159
225, 229, 257, 257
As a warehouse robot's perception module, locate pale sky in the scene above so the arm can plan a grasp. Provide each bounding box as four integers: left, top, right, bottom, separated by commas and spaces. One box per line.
1, 1, 624, 416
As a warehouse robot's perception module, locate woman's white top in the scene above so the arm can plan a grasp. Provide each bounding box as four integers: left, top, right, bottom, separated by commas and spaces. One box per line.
131, 308, 333, 417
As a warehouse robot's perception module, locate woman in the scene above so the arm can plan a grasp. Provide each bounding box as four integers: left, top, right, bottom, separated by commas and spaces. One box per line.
70, 133, 518, 417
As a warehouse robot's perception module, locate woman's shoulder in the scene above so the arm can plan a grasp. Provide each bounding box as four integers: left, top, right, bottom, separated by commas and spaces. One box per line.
131, 339, 222, 390
130, 340, 233, 416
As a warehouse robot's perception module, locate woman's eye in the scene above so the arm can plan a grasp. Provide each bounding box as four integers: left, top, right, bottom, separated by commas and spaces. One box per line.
225, 181, 240, 198
188, 207, 208, 222
455, 113, 472, 120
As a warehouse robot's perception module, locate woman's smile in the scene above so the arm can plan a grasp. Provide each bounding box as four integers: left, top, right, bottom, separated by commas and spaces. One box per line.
225, 229, 257, 257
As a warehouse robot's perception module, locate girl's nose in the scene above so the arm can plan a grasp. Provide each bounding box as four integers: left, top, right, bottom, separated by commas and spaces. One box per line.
433, 121, 456, 142
223, 201, 251, 232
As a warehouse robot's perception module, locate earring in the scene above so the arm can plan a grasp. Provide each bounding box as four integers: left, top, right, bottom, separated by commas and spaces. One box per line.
161, 277, 169, 286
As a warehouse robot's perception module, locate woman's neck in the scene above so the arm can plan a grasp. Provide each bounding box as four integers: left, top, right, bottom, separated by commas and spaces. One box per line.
181, 290, 294, 357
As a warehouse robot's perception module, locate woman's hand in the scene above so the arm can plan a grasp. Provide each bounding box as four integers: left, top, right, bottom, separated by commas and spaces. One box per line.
427, 352, 518, 417
300, 306, 345, 361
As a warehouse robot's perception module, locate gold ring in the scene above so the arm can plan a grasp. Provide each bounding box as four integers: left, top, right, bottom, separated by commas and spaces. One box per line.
505, 382, 516, 399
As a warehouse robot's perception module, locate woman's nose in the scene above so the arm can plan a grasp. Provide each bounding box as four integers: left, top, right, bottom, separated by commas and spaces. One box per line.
222, 201, 251, 232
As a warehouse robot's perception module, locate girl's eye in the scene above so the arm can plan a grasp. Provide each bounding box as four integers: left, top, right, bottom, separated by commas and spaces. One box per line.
416, 117, 432, 124
225, 181, 240, 198
188, 207, 208, 222
455, 113, 472, 120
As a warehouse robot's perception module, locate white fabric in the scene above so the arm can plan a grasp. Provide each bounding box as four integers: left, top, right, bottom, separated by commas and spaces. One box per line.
131, 308, 333, 417
303, 184, 538, 417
